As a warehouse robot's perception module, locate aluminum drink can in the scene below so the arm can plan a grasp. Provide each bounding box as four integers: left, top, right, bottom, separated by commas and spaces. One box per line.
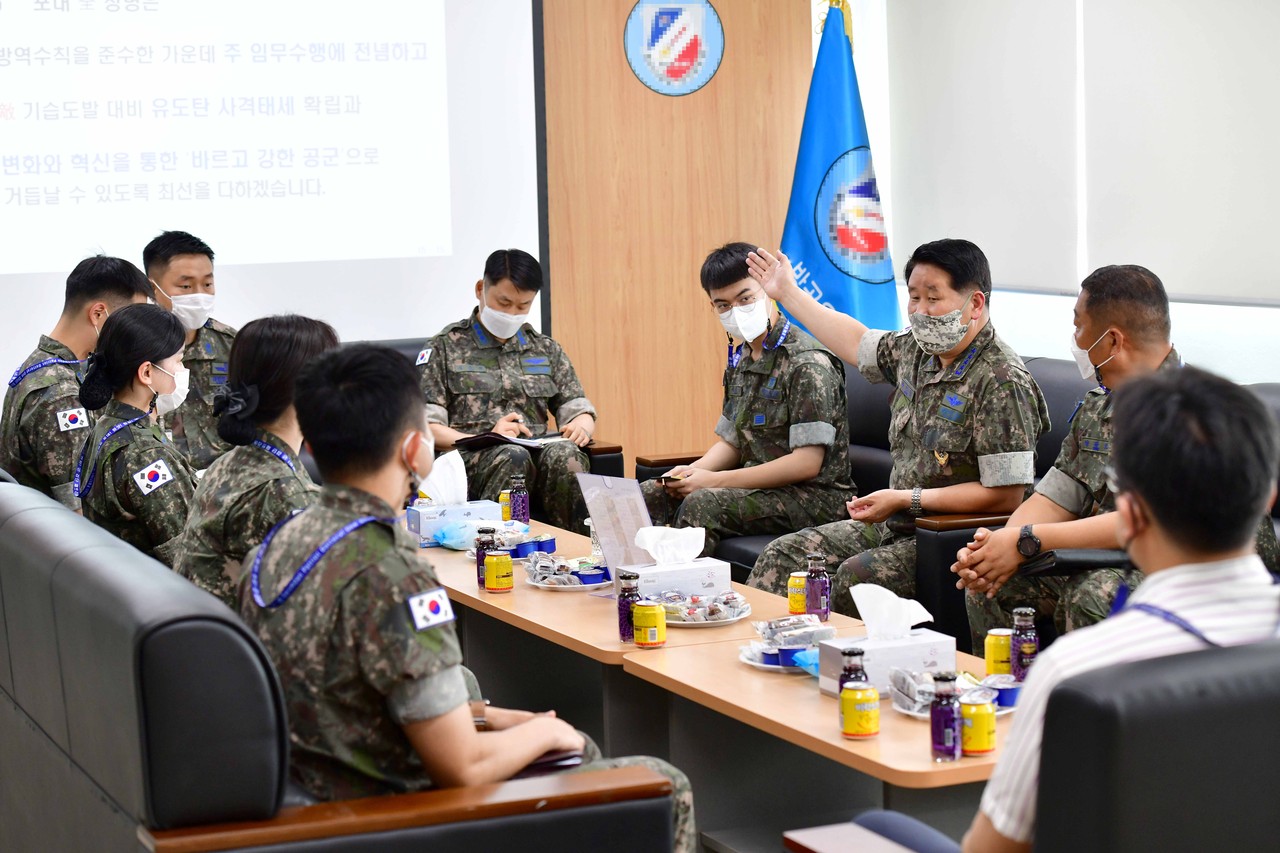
787, 572, 808, 615
960, 689, 998, 756
984, 628, 1013, 675
632, 602, 667, 649
483, 550, 514, 593
499, 490, 511, 522
840, 682, 880, 739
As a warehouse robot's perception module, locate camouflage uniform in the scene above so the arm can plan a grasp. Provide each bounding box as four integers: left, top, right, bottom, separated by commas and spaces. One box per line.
237, 484, 695, 850
78, 399, 199, 566
0, 336, 90, 509
175, 429, 317, 608
640, 323, 854, 556
749, 323, 1049, 618
161, 317, 236, 470
966, 348, 1280, 644
418, 309, 595, 531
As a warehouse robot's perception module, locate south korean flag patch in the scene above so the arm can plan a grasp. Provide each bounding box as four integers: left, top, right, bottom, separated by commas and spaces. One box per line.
407, 587, 455, 631
415, 347, 432, 366
57, 407, 89, 432
132, 459, 174, 495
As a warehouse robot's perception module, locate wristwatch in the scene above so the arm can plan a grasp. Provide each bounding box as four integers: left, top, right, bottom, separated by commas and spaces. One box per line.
1016, 524, 1042, 558
909, 486, 924, 517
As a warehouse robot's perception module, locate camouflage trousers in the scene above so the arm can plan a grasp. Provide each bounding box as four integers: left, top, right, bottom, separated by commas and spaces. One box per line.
461, 441, 590, 533
964, 567, 1144, 650
574, 734, 697, 853
639, 481, 850, 558
747, 519, 916, 618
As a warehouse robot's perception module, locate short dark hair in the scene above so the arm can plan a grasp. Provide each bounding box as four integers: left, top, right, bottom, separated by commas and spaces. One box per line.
294, 345, 425, 480
79, 303, 186, 410
1080, 265, 1170, 345
483, 249, 542, 293
1112, 366, 1279, 554
142, 230, 215, 279
63, 255, 153, 313
700, 242, 755, 294
903, 239, 992, 300
215, 315, 341, 446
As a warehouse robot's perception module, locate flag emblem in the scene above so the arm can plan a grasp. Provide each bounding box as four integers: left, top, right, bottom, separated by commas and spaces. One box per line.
407, 588, 455, 631
816, 147, 893, 277
624, 1, 724, 97
57, 408, 89, 432
416, 348, 432, 366
132, 459, 174, 495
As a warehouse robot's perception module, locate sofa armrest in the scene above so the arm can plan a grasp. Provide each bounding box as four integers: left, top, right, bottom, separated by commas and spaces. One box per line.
914, 513, 1012, 532
635, 452, 702, 469
586, 438, 623, 456
148, 767, 672, 853
1019, 548, 1132, 578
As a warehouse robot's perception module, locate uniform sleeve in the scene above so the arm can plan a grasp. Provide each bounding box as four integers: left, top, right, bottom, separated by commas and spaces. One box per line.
972, 374, 1045, 488
351, 556, 468, 726
856, 329, 900, 386
786, 359, 842, 449
416, 337, 451, 426
1034, 414, 1093, 517
547, 341, 595, 426
116, 443, 198, 567
28, 390, 93, 510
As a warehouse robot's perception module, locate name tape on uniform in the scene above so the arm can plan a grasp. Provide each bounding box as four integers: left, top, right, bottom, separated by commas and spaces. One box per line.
133, 459, 174, 495
407, 587, 455, 631
57, 408, 89, 432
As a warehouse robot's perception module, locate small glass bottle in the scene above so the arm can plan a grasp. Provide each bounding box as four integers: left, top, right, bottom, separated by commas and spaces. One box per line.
474, 527, 496, 589
509, 475, 531, 524
617, 570, 641, 643
838, 647, 868, 693
1011, 607, 1039, 682
805, 552, 831, 621
930, 672, 962, 763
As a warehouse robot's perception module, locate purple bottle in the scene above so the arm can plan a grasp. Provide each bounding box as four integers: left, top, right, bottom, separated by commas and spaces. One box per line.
475, 527, 496, 589
617, 571, 641, 643
805, 552, 830, 621
509, 475, 531, 524
930, 672, 962, 762
838, 647, 867, 694
1011, 607, 1039, 682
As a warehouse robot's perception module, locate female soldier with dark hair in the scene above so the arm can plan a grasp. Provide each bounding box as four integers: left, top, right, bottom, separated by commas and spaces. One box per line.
76, 302, 198, 566
175, 315, 340, 605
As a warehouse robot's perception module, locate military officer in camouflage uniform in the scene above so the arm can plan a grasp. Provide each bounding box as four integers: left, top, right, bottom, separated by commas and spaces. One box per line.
745, 240, 1049, 618
144, 230, 236, 470
176, 316, 339, 607
0, 256, 153, 509
241, 345, 695, 851
956, 265, 1280, 645
76, 304, 198, 567
641, 242, 854, 555
418, 249, 597, 532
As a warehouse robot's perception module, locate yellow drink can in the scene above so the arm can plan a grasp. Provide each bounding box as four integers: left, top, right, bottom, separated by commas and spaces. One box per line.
961, 689, 997, 756
632, 602, 667, 649
484, 551, 514, 593
787, 571, 808, 615
499, 490, 512, 522
839, 683, 880, 739
985, 628, 1013, 676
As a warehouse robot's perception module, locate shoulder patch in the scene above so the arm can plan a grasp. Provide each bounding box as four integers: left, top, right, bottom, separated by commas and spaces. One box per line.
57, 408, 89, 432
407, 588, 455, 631
416, 348, 432, 366
133, 459, 174, 494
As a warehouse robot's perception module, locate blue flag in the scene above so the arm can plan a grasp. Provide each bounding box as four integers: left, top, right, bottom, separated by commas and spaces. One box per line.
779, 7, 900, 333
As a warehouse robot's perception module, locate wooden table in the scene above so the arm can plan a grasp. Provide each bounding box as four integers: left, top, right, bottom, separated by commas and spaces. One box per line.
622, 637, 1003, 850
417, 522, 862, 757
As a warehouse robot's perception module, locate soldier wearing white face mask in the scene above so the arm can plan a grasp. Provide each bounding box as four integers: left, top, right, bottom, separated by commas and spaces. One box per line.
143, 230, 237, 470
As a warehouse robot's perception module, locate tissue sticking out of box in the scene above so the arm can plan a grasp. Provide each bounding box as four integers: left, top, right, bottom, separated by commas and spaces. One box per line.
419, 450, 467, 506
850, 584, 933, 640
635, 526, 706, 564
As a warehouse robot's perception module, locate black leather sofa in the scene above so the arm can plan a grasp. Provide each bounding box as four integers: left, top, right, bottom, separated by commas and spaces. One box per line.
0, 483, 675, 852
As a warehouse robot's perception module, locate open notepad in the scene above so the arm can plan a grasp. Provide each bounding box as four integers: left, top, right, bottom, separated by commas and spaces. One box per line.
453, 432, 573, 452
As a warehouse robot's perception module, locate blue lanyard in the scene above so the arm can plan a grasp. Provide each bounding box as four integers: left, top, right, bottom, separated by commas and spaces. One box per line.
72, 412, 149, 498
9, 356, 82, 388
250, 512, 389, 608
252, 438, 296, 472
727, 319, 791, 369
1125, 573, 1280, 646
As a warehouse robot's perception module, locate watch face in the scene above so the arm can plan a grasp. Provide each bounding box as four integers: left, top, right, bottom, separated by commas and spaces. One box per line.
1018, 533, 1038, 557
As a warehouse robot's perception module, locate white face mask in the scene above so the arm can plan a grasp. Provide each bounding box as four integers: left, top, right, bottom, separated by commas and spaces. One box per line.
1068, 329, 1115, 382
478, 297, 530, 340
151, 363, 190, 416
167, 293, 216, 331
718, 298, 771, 343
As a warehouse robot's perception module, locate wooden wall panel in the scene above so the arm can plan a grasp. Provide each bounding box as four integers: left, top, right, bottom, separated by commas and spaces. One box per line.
543, 0, 812, 473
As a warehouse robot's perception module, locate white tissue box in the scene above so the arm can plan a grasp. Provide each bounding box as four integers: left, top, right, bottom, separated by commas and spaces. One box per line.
818, 629, 957, 695
407, 500, 502, 540
627, 557, 732, 599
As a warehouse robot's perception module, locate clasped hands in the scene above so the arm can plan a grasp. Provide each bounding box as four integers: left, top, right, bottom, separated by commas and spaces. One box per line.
491, 411, 594, 447
951, 526, 1023, 598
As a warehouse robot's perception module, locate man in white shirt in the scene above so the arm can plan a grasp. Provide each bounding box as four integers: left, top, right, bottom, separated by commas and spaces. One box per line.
857, 365, 1280, 852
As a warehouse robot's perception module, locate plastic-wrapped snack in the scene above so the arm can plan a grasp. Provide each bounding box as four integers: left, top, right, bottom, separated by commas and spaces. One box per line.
766, 624, 837, 648
659, 590, 687, 605
752, 614, 821, 641
543, 573, 581, 586
739, 642, 768, 664
661, 601, 685, 618
715, 590, 745, 609
680, 606, 709, 623
705, 602, 727, 620
889, 668, 936, 714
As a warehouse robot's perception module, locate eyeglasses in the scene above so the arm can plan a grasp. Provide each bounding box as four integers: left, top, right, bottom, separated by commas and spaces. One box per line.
713, 291, 764, 313
1103, 464, 1123, 495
